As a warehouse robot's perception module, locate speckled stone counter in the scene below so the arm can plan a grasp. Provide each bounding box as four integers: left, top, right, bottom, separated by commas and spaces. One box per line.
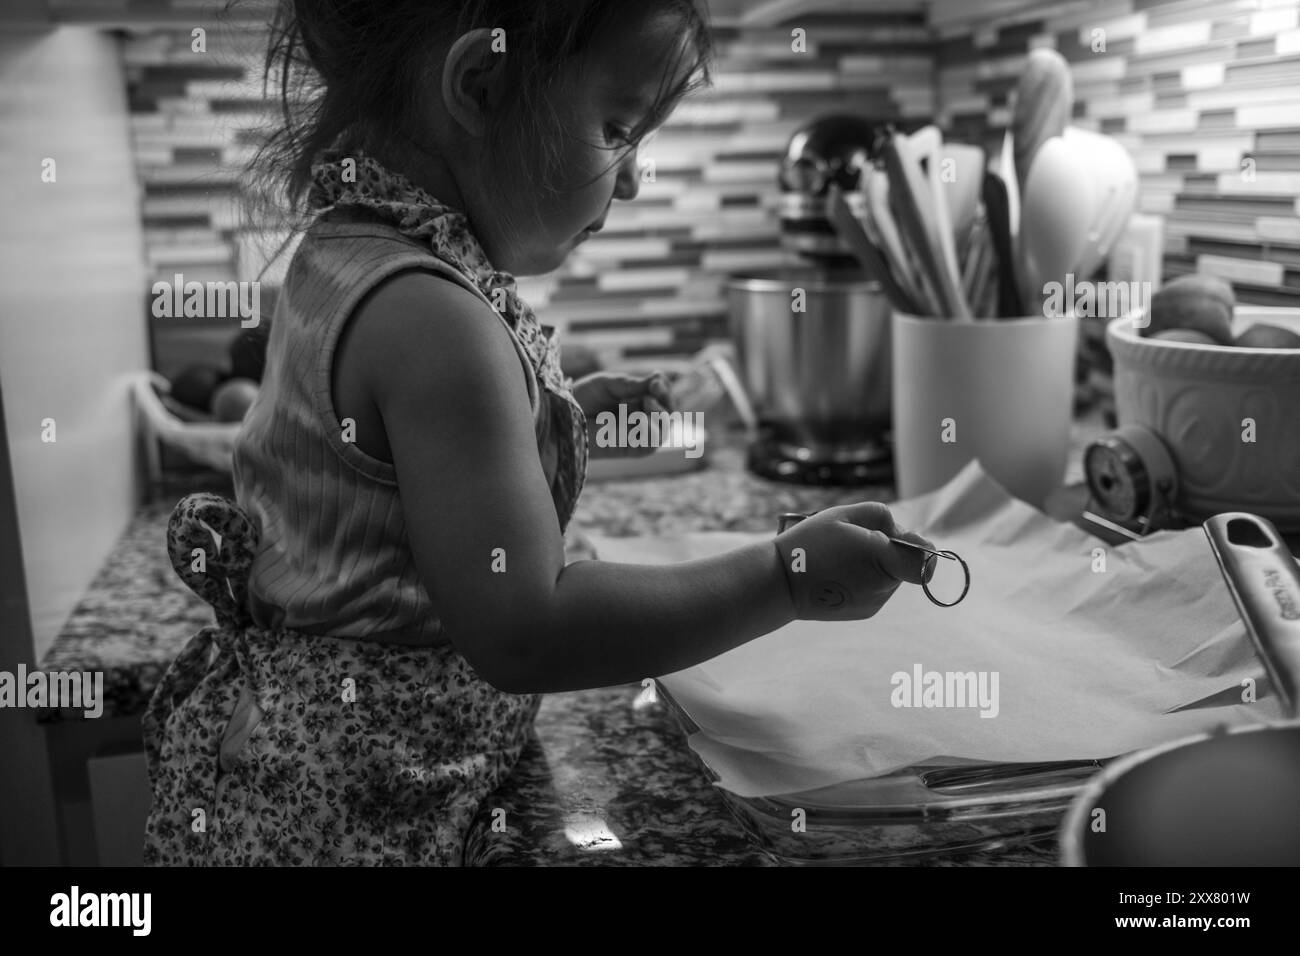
36, 421, 1110, 865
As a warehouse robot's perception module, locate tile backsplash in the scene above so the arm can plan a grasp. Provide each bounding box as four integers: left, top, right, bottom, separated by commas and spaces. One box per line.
117, 0, 1298, 374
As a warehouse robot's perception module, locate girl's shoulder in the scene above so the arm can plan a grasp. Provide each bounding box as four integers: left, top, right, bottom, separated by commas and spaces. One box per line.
340, 268, 530, 414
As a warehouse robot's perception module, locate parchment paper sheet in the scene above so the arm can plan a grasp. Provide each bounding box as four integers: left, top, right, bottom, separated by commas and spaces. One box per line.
585, 461, 1286, 799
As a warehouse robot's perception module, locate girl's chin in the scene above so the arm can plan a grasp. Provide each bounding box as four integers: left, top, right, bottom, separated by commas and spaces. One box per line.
497, 227, 598, 275
507, 247, 572, 278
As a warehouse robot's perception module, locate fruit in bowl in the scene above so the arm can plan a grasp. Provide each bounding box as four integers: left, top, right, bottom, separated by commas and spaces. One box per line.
1141, 273, 1300, 350
1142, 274, 1235, 345
1235, 323, 1300, 350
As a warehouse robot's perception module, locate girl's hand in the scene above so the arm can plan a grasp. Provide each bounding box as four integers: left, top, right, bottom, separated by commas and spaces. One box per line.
773, 502, 936, 621
572, 371, 676, 459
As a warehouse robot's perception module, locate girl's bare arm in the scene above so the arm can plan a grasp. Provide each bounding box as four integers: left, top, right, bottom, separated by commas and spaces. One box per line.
352, 272, 796, 693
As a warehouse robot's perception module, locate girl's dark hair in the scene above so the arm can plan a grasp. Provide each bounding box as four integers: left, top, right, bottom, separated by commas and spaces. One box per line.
240, 0, 713, 237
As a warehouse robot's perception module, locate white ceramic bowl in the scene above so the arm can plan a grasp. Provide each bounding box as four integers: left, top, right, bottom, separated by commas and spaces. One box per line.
1106, 306, 1300, 530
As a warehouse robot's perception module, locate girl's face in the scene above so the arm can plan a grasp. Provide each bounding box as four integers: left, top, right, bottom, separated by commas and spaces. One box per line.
470, 11, 696, 276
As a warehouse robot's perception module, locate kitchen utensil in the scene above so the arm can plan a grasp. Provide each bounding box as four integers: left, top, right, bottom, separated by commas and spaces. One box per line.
964, 214, 1002, 319
973, 258, 1000, 319
908, 126, 972, 322
906, 124, 942, 157
941, 144, 986, 258
777, 511, 970, 607
727, 269, 893, 484
866, 172, 941, 315
959, 215, 984, 296
1016, 135, 1096, 313
1104, 307, 1300, 531
1061, 511, 1300, 866
892, 309, 1078, 505
825, 183, 919, 313
999, 129, 1020, 240
979, 171, 1024, 318
1061, 126, 1138, 279
882, 130, 971, 320
864, 171, 932, 312
959, 211, 991, 297
1011, 47, 1073, 197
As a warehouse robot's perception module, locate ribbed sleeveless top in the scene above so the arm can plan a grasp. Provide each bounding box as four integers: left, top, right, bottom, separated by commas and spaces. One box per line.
231, 207, 586, 646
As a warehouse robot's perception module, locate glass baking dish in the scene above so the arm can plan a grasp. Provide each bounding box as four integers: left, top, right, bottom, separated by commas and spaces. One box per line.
654, 680, 1100, 865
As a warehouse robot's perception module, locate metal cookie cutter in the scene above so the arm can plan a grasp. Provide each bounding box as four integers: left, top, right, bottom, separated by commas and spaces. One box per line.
777, 512, 970, 608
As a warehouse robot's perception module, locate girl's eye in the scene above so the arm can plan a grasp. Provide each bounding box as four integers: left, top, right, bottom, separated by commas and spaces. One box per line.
605, 123, 633, 147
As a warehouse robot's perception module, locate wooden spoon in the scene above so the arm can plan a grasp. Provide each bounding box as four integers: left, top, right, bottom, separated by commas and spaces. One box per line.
1011, 48, 1074, 197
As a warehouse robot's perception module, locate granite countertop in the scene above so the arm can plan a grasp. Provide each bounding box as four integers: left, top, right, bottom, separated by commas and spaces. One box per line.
37, 419, 1111, 866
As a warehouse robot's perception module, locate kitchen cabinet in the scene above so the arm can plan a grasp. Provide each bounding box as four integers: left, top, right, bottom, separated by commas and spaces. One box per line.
88, 750, 150, 867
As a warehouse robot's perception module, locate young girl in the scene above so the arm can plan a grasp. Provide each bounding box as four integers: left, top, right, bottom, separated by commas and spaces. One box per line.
143, 0, 935, 866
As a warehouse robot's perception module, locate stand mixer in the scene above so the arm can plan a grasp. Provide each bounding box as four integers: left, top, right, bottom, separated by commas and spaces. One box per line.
726, 114, 896, 484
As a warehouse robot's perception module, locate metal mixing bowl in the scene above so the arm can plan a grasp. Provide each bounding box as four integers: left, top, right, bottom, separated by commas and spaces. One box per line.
727, 268, 892, 464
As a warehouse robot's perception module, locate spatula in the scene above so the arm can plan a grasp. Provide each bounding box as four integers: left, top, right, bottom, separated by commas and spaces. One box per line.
1060, 126, 1138, 280
1011, 47, 1074, 197
882, 130, 971, 319
937, 143, 986, 260
1017, 135, 1096, 312
910, 126, 972, 322
825, 183, 919, 314
863, 173, 931, 312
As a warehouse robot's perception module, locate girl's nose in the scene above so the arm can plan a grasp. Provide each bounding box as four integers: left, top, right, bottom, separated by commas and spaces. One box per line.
614, 146, 640, 202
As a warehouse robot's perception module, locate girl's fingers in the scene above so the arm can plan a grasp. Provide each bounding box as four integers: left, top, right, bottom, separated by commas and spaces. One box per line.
886, 529, 939, 583
593, 372, 675, 409
647, 374, 675, 411
893, 528, 938, 554
833, 501, 899, 536
643, 397, 667, 447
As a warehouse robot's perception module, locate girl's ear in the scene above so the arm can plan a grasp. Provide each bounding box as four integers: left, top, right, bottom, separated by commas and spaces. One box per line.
442, 28, 506, 138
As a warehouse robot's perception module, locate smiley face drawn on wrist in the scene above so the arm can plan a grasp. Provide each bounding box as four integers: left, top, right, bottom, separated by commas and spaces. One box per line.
813, 581, 849, 609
